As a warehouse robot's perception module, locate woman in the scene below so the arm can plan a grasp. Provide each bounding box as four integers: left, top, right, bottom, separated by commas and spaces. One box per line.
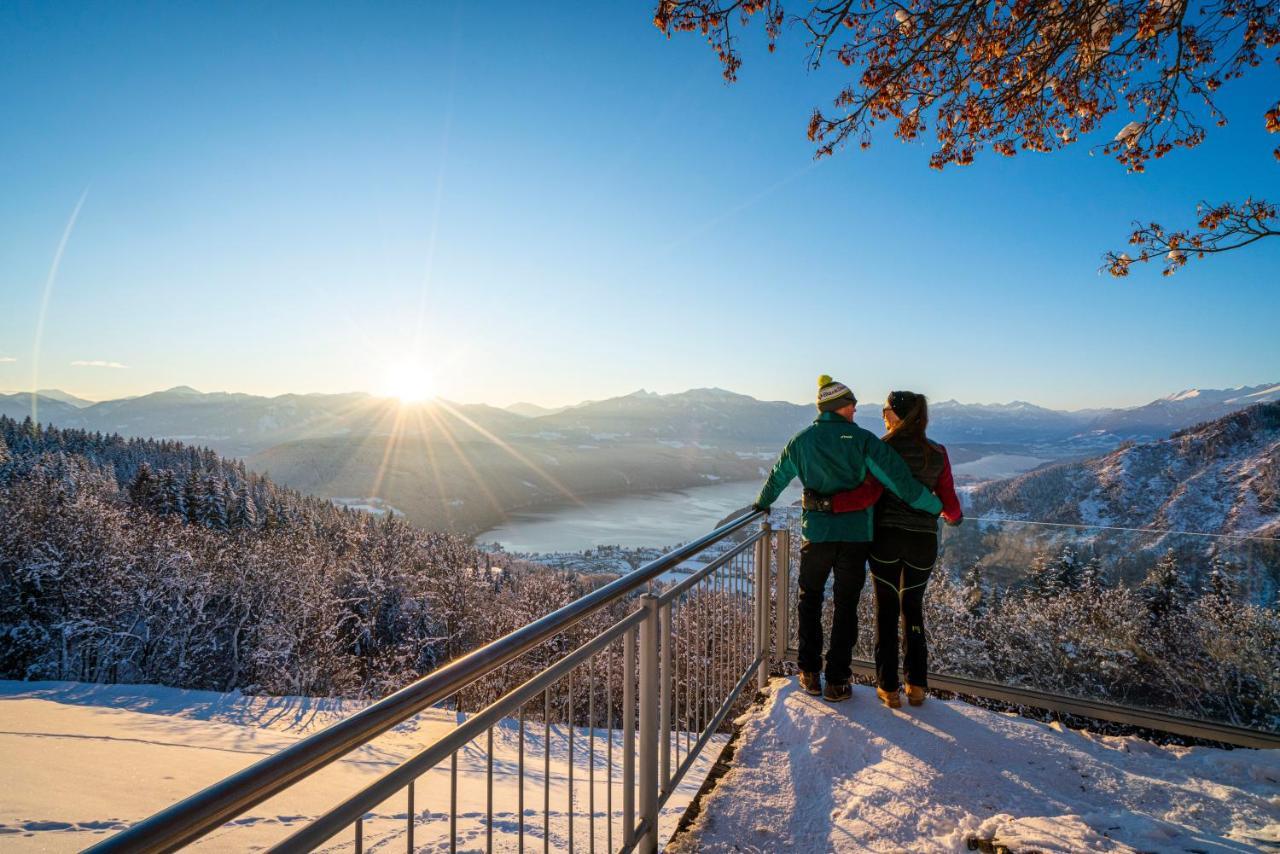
824, 391, 962, 708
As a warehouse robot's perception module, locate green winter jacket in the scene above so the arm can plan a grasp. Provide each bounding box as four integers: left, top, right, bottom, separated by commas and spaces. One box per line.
755, 411, 943, 543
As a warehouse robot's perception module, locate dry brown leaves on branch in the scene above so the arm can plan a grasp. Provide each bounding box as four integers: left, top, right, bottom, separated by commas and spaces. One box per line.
654, 0, 1279, 276
655, 0, 1277, 171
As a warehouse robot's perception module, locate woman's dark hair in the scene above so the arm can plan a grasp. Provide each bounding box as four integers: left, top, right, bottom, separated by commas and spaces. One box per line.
885, 391, 932, 464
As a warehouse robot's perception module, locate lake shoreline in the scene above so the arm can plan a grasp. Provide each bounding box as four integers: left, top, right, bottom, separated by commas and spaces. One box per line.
478, 478, 799, 554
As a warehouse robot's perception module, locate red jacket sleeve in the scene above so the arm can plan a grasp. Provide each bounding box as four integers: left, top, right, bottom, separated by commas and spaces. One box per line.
831, 473, 885, 513
936, 448, 963, 523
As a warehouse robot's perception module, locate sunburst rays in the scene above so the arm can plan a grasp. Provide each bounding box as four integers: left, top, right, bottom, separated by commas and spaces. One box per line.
314, 392, 585, 533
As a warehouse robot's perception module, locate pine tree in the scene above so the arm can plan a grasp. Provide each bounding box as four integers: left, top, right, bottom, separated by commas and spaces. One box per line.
1206, 554, 1235, 608
1056, 545, 1082, 593
128, 462, 158, 509
233, 484, 258, 530
0, 432, 10, 467
158, 468, 184, 517
1080, 556, 1103, 592
183, 471, 201, 524
963, 563, 984, 615
197, 475, 229, 531
1141, 549, 1190, 619
1029, 552, 1060, 599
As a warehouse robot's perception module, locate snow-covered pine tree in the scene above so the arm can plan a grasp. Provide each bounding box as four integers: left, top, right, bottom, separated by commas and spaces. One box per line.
1028, 552, 1061, 599
1141, 549, 1191, 620
1080, 555, 1103, 592
182, 471, 201, 524
156, 468, 183, 517
963, 562, 984, 615
1056, 545, 1082, 593
233, 483, 258, 530
128, 462, 158, 509
196, 474, 229, 531
1206, 554, 1236, 608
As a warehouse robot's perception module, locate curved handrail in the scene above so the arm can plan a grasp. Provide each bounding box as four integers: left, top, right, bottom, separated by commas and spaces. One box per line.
88, 509, 766, 853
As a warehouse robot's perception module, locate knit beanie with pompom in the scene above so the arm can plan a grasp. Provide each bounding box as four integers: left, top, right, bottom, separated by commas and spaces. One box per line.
816, 374, 857, 413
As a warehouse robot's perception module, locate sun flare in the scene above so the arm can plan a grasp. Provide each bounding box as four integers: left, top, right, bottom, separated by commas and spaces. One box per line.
383, 363, 436, 404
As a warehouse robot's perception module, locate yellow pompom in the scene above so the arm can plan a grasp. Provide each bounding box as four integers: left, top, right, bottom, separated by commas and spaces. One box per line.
818, 374, 834, 388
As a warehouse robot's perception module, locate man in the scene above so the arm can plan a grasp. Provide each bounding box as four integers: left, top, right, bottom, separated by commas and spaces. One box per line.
753, 375, 943, 702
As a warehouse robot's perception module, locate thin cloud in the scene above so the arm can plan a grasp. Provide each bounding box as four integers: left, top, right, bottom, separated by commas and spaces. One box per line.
71, 360, 128, 369
0, 356, 16, 363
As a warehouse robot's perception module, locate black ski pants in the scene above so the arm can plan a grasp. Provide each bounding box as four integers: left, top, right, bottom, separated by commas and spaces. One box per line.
796, 540, 868, 684
869, 525, 938, 692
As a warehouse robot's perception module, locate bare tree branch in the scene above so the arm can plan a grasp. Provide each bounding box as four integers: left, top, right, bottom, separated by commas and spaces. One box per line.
1105, 198, 1279, 276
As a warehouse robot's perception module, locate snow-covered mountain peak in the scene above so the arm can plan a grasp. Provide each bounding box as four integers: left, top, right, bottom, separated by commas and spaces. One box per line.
1230, 384, 1280, 403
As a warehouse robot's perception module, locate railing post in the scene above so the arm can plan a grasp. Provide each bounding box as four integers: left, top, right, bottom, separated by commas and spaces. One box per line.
658, 599, 672, 796
775, 526, 790, 664
622, 625, 636, 849
638, 594, 660, 853
756, 520, 772, 692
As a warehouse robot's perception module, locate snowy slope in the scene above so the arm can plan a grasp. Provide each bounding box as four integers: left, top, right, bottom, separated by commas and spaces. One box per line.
1094, 383, 1280, 438
971, 402, 1280, 538
0, 681, 717, 852
673, 681, 1279, 853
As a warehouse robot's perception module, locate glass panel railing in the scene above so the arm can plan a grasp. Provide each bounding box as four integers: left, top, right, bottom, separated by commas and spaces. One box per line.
779, 509, 1279, 733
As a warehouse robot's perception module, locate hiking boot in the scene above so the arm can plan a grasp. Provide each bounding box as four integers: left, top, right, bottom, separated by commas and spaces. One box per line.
877, 687, 902, 708
823, 680, 852, 702
798, 671, 822, 696
905, 684, 926, 706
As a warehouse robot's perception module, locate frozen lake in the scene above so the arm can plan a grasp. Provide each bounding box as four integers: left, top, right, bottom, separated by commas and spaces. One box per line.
951, 453, 1049, 480
482, 479, 803, 553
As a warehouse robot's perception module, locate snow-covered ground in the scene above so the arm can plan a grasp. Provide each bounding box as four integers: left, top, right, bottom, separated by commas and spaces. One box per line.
673, 681, 1280, 853
0, 681, 717, 852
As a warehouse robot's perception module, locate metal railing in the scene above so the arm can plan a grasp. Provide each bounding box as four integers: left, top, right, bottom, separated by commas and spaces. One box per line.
89, 509, 784, 854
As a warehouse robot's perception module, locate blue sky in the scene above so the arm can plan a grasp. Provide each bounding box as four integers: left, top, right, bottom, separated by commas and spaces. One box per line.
1, 1, 1276, 411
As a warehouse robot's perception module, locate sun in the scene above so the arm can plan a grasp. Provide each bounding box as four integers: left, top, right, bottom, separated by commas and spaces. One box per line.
382, 362, 436, 404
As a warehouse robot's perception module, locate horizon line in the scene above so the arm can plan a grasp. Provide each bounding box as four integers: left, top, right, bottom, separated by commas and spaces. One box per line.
3, 379, 1277, 415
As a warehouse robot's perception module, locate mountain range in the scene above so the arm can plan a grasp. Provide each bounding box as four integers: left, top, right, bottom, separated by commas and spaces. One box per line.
928, 383, 1280, 445
2, 381, 1276, 533
5, 381, 1276, 455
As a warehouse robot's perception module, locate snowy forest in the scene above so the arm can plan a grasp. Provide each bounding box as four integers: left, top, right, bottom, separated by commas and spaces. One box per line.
0, 416, 634, 706
912, 550, 1276, 730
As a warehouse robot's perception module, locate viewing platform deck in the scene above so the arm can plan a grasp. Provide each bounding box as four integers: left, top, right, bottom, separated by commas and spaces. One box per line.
672, 680, 1279, 853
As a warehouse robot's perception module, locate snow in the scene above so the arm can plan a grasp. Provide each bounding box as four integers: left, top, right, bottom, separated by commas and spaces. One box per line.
1114, 121, 1142, 144
673, 680, 1280, 853
1077, 496, 1111, 526
0, 680, 718, 852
